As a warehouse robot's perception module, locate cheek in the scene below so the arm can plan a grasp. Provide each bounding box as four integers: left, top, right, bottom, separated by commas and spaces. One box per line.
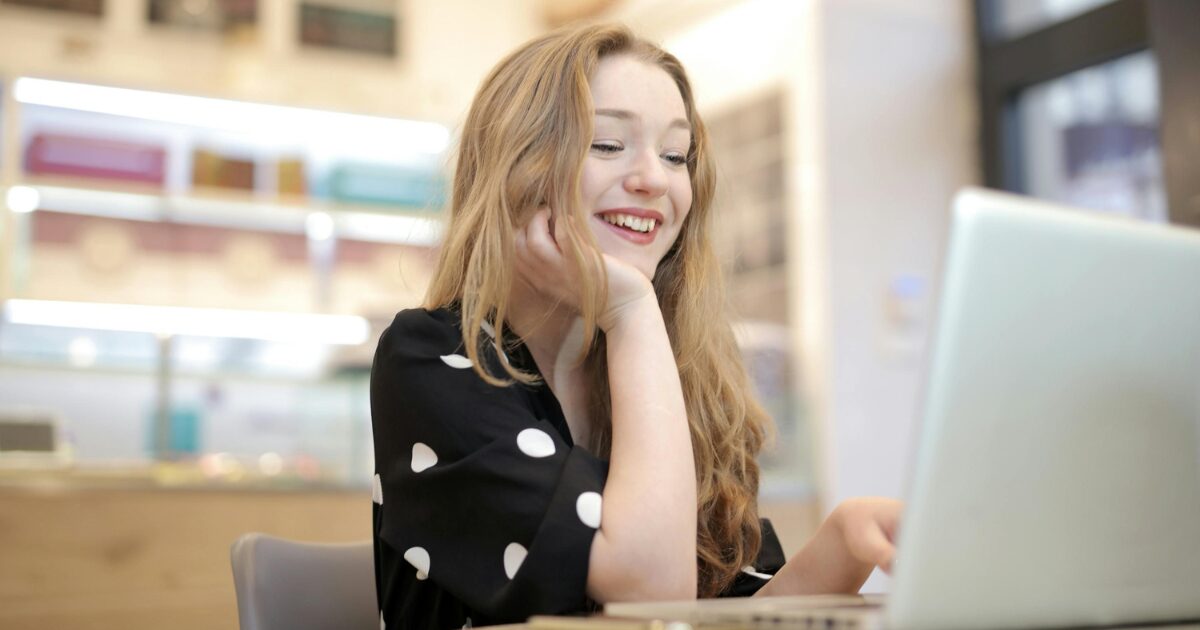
579, 158, 608, 205
672, 178, 693, 224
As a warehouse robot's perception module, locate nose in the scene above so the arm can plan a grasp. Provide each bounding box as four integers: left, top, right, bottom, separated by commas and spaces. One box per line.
623, 149, 669, 198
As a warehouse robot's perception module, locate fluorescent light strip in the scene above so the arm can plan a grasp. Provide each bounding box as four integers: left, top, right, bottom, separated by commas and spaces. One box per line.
29, 185, 443, 245
14, 77, 451, 155
337, 210, 442, 246
4, 300, 370, 345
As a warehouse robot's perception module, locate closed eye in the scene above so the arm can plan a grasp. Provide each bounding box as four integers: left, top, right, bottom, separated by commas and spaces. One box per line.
591, 141, 623, 154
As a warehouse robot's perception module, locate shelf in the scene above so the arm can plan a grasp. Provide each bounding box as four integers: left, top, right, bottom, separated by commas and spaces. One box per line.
10, 179, 443, 246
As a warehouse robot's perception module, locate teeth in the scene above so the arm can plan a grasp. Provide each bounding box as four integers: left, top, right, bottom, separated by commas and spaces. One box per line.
601, 213, 657, 233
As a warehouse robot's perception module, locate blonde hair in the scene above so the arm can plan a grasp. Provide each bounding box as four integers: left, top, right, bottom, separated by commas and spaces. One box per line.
424, 23, 773, 598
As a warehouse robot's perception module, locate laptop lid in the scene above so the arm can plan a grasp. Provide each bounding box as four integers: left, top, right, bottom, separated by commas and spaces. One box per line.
888, 188, 1200, 629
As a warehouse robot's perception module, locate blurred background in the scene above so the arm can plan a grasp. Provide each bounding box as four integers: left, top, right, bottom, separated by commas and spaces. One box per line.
0, 0, 1196, 627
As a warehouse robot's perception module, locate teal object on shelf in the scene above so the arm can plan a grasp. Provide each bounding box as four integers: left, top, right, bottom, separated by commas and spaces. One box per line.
146, 405, 203, 458
326, 163, 445, 209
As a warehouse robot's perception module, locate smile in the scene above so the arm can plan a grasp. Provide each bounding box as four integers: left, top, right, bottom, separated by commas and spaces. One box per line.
594, 209, 665, 245
602, 213, 656, 233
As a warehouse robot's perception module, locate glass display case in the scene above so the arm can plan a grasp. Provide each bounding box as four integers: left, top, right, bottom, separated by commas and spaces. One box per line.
0, 77, 447, 488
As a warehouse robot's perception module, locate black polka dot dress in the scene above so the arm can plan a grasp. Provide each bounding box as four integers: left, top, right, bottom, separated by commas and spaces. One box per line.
371, 307, 786, 630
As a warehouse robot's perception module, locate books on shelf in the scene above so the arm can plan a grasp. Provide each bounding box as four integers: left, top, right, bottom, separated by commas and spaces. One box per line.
191, 149, 256, 191
25, 133, 168, 187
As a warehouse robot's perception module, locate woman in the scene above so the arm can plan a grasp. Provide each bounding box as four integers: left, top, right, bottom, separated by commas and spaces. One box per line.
371, 22, 901, 630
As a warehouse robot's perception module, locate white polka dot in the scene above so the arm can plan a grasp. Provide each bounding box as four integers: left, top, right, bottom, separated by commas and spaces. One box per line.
372, 473, 383, 505
380, 611, 385, 630
503, 542, 527, 579
411, 442, 438, 473
516, 428, 556, 458
403, 546, 430, 580
742, 566, 774, 580
440, 353, 473, 369
576, 491, 602, 528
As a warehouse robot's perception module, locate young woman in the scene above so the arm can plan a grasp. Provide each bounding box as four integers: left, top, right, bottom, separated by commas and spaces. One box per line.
370, 22, 901, 630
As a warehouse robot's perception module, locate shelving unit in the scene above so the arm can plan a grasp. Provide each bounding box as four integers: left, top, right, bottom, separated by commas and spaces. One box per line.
0, 74, 447, 468
1, 75, 449, 310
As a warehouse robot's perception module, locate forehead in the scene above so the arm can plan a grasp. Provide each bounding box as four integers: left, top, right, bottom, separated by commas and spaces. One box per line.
589, 54, 688, 122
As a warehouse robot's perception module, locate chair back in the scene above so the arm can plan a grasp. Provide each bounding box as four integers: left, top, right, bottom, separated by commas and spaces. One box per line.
230, 533, 377, 630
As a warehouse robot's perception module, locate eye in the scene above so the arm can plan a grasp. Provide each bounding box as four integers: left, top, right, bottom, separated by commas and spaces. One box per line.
590, 141, 623, 154
663, 151, 688, 166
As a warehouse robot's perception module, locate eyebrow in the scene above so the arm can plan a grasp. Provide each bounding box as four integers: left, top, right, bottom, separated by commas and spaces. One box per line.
595, 108, 691, 132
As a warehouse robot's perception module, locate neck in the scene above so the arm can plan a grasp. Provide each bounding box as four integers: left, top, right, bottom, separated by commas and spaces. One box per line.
506, 281, 587, 391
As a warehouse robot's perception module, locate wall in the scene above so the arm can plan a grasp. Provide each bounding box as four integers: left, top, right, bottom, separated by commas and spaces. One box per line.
818, 0, 979, 589
820, 0, 978, 506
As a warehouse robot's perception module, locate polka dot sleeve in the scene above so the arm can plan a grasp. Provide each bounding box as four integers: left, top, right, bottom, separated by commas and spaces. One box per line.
371, 308, 608, 629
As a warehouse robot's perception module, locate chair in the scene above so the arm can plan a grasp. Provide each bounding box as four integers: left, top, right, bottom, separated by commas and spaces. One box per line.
230, 533, 378, 630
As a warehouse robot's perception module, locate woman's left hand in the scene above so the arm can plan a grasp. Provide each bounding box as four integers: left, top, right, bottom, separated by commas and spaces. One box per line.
754, 497, 903, 597
832, 497, 903, 574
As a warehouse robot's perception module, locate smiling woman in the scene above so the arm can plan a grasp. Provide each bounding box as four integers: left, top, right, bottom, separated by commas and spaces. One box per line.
369, 22, 902, 630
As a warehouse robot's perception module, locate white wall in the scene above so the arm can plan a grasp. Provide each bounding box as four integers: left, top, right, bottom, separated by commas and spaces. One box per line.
817, 0, 979, 590
819, 0, 978, 505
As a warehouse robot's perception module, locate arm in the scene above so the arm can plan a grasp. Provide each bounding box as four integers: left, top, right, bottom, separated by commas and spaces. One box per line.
514, 209, 697, 603
586, 294, 697, 602
754, 498, 902, 597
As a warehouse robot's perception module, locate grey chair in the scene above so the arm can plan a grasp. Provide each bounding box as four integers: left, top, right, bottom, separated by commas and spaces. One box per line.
230, 533, 378, 630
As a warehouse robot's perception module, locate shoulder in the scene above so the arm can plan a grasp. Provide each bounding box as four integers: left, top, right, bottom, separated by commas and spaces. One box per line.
374, 307, 469, 364
380, 307, 461, 349
372, 306, 515, 390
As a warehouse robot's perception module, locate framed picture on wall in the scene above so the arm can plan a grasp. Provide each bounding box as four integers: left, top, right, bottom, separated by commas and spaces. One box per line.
299, 0, 397, 58
147, 0, 257, 38
1, 0, 101, 16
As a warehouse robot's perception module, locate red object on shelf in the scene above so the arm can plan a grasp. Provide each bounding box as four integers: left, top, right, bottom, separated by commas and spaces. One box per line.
24, 133, 168, 186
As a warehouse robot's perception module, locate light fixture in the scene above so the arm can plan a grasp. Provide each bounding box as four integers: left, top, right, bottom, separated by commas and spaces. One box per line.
306, 212, 335, 241
6, 186, 40, 213
3, 299, 370, 345
67, 336, 99, 367
13, 77, 451, 156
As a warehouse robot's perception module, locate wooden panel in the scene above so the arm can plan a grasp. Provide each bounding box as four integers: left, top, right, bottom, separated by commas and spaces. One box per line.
1148, 0, 1200, 228
0, 486, 371, 630
759, 498, 822, 558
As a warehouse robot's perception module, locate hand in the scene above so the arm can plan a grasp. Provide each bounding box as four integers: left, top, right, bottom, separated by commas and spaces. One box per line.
832, 497, 902, 574
513, 207, 654, 331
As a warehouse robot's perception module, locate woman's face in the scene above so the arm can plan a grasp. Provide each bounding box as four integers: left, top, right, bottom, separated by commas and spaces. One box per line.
581, 54, 694, 280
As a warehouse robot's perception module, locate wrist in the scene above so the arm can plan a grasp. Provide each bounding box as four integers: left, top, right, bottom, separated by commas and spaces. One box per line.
598, 291, 660, 334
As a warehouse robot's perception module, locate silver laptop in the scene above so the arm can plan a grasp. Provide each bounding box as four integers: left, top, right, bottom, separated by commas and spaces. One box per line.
607, 188, 1200, 629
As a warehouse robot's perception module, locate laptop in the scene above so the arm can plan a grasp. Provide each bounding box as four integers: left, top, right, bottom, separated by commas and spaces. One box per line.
606, 188, 1200, 629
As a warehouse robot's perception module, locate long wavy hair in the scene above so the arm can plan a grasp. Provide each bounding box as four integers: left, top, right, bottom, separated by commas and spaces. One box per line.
423, 22, 773, 598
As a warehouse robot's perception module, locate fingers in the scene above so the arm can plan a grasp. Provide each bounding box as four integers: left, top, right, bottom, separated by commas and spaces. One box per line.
859, 522, 896, 574
514, 207, 576, 305
525, 208, 561, 261
839, 498, 903, 575
843, 514, 893, 567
